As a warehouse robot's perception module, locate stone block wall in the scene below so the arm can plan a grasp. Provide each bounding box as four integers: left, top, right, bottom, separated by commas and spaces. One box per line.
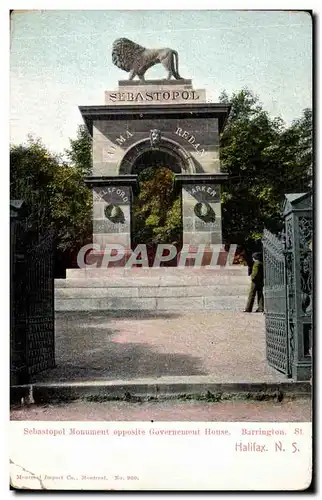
92, 186, 132, 248
182, 183, 222, 245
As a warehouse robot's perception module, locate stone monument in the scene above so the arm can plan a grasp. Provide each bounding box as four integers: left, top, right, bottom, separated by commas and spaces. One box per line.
55, 40, 253, 313
80, 38, 231, 254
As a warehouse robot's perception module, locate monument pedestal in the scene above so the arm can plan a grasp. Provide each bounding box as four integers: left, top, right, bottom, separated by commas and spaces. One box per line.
175, 174, 229, 246
85, 176, 139, 250
105, 79, 206, 106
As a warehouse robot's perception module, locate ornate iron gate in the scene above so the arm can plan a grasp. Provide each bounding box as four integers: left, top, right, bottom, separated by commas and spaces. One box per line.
11, 203, 55, 384
25, 231, 55, 377
262, 229, 290, 375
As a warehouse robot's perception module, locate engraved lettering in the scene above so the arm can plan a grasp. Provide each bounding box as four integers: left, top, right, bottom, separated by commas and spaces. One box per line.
116, 135, 126, 145
191, 90, 199, 100
107, 89, 204, 103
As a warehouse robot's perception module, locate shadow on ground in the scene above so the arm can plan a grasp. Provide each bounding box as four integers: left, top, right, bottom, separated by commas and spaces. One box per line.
31, 311, 206, 383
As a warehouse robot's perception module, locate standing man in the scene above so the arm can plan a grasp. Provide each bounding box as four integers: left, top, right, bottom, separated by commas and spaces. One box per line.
244, 252, 264, 313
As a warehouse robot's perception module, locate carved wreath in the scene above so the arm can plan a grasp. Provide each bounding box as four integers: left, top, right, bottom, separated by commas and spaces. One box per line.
104, 204, 125, 224
194, 202, 216, 223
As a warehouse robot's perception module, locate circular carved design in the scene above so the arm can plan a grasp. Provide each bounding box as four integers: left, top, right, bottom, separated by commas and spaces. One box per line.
104, 204, 125, 224
194, 202, 216, 222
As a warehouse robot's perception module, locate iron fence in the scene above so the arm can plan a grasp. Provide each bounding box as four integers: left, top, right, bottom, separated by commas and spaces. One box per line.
10, 208, 55, 385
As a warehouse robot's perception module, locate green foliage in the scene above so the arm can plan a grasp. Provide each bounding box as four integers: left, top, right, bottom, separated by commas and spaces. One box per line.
65, 125, 92, 175
10, 136, 60, 233
132, 166, 181, 246
219, 88, 312, 248
10, 129, 92, 251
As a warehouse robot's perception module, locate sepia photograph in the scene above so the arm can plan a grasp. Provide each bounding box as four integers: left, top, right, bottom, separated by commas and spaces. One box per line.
9, 7, 313, 491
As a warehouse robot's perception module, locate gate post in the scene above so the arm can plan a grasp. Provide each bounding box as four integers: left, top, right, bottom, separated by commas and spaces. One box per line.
282, 193, 312, 381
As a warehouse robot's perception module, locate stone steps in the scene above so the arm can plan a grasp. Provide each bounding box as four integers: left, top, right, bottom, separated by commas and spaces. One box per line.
55, 295, 247, 312
55, 284, 249, 298
56, 275, 249, 288
55, 266, 250, 311
66, 266, 249, 279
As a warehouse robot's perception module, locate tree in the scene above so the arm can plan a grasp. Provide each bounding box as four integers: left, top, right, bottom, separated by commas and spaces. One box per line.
10, 134, 92, 252
219, 89, 312, 252
65, 124, 92, 175
132, 166, 181, 247
274, 108, 312, 189
10, 136, 60, 235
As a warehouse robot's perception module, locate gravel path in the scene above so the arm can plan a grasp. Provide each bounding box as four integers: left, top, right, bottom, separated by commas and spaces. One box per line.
30, 311, 286, 384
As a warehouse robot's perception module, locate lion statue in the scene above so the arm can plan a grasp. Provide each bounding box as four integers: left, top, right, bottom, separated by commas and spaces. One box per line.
112, 38, 184, 81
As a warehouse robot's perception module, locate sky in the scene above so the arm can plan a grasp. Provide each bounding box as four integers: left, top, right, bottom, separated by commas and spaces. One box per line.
10, 10, 312, 155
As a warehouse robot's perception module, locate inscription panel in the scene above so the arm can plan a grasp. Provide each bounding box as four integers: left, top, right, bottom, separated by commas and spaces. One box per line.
105, 88, 206, 105
93, 219, 130, 234
92, 117, 219, 176
195, 219, 221, 232
184, 184, 221, 203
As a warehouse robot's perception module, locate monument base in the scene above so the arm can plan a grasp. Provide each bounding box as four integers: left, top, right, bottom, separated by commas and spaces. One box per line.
55, 265, 250, 312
